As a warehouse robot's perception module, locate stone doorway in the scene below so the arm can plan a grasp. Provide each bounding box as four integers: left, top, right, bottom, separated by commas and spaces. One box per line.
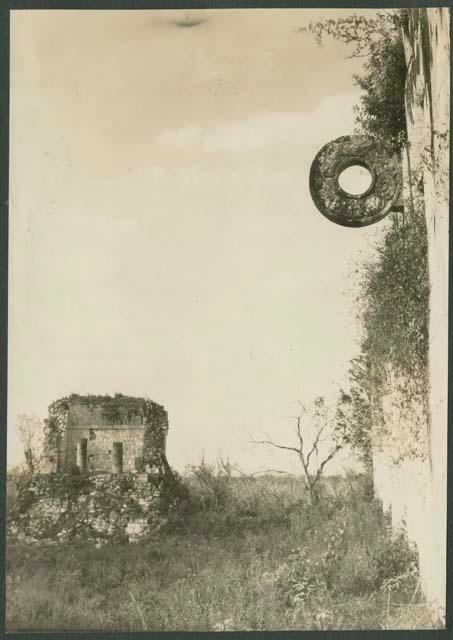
77, 438, 88, 473
113, 442, 124, 473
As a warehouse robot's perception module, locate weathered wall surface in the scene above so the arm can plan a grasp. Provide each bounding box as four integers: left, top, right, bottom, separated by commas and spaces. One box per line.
64, 426, 146, 473
64, 399, 148, 472
44, 395, 169, 474
371, 8, 449, 620
14, 396, 179, 545
7, 470, 184, 545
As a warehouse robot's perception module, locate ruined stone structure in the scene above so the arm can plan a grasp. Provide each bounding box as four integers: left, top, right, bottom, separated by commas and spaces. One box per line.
8, 394, 183, 545
371, 9, 449, 619
43, 394, 169, 475
309, 9, 449, 621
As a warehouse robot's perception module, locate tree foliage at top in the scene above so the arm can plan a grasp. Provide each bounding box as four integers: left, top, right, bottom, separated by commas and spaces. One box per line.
302, 11, 408, 149
304, 10, 430, 469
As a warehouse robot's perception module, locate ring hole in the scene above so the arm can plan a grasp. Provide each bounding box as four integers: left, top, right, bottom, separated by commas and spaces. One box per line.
338, 165, 373, 196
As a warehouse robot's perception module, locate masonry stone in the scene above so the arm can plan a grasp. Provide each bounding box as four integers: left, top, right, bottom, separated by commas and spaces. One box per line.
43, 394, 169, 475
8, 394, 184, 545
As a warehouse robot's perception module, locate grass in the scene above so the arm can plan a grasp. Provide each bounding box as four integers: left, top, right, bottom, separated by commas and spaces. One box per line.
6, 470, 440, 631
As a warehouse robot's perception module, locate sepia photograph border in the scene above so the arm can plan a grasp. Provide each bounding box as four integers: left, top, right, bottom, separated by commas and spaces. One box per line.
0, 0, 452, 638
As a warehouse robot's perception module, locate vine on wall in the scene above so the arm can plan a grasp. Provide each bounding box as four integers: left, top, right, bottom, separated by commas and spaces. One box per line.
304, 10, 431, 468
43, 394, 170, 472
350, 200, 431, 467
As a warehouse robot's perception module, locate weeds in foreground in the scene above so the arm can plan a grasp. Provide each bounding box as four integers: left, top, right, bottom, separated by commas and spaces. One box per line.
6, 471, 439, 631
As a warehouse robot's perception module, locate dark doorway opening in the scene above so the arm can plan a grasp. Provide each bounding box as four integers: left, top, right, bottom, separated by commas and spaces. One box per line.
77, 438, 88, 473
113, 442, 124, 473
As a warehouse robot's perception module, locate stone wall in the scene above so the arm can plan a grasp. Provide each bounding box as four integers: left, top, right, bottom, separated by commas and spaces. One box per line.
11, 396, 183, 545
43, 394, 169, 474
142, 399, 168, 465
7, 469, 186, 545
64, 426, 146, 473
371, 8, 449, 620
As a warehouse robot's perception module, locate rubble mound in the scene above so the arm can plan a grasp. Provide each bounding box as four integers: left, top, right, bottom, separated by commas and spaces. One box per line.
7, 464, 187, 545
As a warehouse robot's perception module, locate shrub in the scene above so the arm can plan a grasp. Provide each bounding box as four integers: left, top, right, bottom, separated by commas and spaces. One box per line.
302, 10, 407, 150
155, 468, 190, 514
278, 546, 329, 607
278, 494, 419, 612
7, 477, 435, 631
186, 458, 234, 509
370, 530, 419, 589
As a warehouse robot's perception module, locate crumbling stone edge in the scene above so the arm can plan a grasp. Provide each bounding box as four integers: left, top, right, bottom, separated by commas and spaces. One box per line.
7, 466, 188, 546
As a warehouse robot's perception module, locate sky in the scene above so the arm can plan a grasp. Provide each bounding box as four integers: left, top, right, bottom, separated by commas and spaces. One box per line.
8, 8, 385, 474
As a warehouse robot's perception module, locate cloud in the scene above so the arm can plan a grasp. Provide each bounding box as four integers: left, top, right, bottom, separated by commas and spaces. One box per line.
159, 125, 205, 149
158, 92, 359, 153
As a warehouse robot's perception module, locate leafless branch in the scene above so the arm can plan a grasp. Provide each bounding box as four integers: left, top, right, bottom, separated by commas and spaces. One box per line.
295, 415, 304, 452
250, 396, 343, 504
235, 468, 294, 477
314, 444, 343, 485
249, 437, 301, 456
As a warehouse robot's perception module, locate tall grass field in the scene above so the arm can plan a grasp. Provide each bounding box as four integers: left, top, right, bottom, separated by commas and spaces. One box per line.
6, 470, 439, 631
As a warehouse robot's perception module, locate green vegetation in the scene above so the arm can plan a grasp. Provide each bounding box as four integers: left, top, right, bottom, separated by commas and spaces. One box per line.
303, 10, 407, 150
305, 10, 430, 466
6, 11, 437, 633
7, 469, 186, 545
252, 397, 348, 505
338, 205, 430, 466
6, 470, 437, 631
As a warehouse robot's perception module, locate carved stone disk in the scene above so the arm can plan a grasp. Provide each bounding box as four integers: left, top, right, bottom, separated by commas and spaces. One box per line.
309, 135, 402, 228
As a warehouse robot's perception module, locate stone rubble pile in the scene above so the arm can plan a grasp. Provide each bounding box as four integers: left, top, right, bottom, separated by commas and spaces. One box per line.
7, 467, 185, 546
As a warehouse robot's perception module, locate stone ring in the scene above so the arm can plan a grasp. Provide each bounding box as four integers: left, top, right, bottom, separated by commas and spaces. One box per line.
309, 135, 402, 228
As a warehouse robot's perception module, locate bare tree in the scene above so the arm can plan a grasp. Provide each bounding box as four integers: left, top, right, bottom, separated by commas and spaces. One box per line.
15, 414, 44, 476
187, 452, 235, 508
251, 397, 342, 504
